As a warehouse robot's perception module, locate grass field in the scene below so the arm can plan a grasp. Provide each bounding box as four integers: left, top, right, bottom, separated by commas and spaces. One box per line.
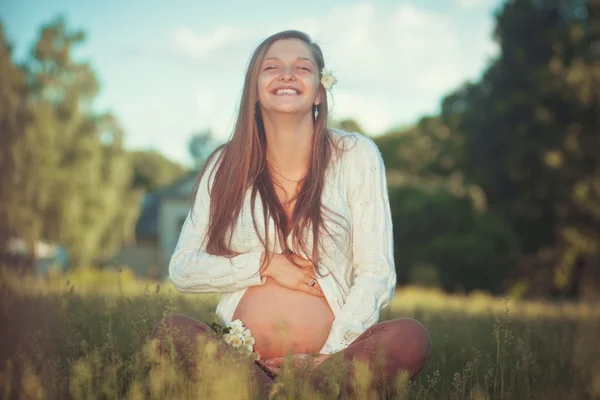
1, 266, 599, 399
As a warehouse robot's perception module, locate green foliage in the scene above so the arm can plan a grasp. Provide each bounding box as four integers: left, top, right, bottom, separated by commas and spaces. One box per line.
389, 185, 518, 293
188, 129, 218, 169
373, 114, 515, 293
130, 150, 188, 193
370, 0, 599, 297
0, 22, 29, 246
0, 17, 141, 266
376, 117, 462, 178
438, 0, 600, 296
335, 118, 366, 135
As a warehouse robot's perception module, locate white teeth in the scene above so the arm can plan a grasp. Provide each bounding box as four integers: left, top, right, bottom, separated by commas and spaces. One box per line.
275, 88, 298, 95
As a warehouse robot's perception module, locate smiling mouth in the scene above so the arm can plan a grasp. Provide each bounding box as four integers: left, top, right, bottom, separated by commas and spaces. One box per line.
273, 88, 300, 95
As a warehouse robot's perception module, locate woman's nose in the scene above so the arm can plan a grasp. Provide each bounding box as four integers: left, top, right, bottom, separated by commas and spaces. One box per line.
279, 66, 295, 80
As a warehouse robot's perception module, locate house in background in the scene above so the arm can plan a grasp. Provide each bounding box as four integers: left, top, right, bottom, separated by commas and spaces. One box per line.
113, 171, 199, 278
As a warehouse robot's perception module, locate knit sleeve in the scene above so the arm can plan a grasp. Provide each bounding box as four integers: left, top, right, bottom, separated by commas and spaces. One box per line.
319, 134, 397, 354
169, 149, 266, 293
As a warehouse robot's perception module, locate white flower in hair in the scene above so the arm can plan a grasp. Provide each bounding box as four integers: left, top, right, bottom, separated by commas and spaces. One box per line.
320, 68, 338, 91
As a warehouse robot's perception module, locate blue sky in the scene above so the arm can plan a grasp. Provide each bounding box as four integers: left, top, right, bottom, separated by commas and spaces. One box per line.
1, 0, 502, 166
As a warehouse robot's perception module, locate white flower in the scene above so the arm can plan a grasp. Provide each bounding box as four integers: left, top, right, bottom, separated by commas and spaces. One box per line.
224, 333, 243, 348
222, 319, 260, 359
229, 319, 245, 335
243, 330, 255, 345
230, 319, 244, 330
223, 333, 234, 345
230, 325, 244, 336
320, 68, 338, 91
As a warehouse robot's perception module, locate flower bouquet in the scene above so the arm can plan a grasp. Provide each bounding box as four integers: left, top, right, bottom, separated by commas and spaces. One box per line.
210, 315, 260, 361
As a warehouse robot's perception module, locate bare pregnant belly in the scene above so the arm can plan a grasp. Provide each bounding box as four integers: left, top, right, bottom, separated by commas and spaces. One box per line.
232, 278, 334, 359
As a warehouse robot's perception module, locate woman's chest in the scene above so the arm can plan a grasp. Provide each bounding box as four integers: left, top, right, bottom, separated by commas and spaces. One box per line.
231, 169, 352, 259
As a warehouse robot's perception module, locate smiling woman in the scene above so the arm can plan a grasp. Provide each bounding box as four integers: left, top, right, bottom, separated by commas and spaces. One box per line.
232, 37, 334, 361
257, 40, 322, 121
151, 30, 430, 398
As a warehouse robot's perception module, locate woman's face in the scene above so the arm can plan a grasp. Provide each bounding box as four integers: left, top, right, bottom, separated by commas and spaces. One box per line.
257, 39, 321, 117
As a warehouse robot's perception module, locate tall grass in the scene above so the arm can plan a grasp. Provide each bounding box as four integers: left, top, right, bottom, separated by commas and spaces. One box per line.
1, 266, 599, 399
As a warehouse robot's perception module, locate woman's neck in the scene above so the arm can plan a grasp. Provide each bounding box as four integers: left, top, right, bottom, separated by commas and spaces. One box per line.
263, 114, 313, 179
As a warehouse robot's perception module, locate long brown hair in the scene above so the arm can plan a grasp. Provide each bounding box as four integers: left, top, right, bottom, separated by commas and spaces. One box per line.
191, 30, 351, 277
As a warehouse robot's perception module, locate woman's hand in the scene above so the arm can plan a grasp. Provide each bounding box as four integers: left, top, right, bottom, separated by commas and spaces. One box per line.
258, 353, 332, 376
261, 252, 324, 297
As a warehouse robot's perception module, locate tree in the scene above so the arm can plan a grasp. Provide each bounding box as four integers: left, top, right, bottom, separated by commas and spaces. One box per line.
335, 118, 366, 135
130, 150, 188, 193
374, 116, 464, 178
440, 0, 599, 297
389, 185, 518, 293
1, 17, 142, 267
0, 22, 30, 262
372, 117, 517, 293
188, 129, 217, 169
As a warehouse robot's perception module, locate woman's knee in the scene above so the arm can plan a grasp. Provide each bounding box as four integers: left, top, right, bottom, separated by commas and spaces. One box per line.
381, 318, 431, 367
151, 314, 213, 340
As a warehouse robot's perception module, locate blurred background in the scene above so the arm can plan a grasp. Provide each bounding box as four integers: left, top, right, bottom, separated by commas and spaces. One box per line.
1, 0, 598, 301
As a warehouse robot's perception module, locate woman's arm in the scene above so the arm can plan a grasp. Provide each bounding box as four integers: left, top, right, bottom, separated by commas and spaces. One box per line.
318, 135, 397, 354
169, 150, 266, 293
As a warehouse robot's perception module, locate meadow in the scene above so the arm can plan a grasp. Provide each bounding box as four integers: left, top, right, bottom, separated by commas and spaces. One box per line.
1, 266, 599, 400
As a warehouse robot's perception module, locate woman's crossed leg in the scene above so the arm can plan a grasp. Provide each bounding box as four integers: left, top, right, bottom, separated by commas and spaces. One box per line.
150, 315, 430, 398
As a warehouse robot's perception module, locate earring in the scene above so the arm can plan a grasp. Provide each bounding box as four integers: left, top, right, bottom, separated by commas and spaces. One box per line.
314, 105, 319, 120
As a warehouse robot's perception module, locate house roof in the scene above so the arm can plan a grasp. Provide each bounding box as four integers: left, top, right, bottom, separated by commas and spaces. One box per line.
135, 170, 199, 239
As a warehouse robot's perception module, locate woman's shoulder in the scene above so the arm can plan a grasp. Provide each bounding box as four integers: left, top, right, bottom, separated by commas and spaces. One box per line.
327, 128, 382, 164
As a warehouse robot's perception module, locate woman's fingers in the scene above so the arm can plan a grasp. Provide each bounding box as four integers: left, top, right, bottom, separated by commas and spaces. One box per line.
298, 279, 325, 297
305, 275, 323, 290
306, 276, 325, 295
262, 355, 310, 367
291, 254, 315, 269
275, 253, 324, 296
307, 278, 323, 291
256, 359, 281, 376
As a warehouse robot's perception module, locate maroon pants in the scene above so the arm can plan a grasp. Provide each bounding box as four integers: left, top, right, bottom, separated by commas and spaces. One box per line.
150, 314, 430, 398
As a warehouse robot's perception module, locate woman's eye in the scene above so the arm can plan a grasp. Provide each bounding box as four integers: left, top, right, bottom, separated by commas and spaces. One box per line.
265, 66, 277, 70
297, 66, 311, 71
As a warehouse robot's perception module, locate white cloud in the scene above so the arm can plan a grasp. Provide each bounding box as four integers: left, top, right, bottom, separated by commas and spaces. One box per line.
173, 25, 246, 59
307, 2, 496, 132
320, 3, 464, 92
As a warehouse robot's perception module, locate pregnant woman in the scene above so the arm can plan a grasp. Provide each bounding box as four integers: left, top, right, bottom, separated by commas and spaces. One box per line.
151, 30, 430, 397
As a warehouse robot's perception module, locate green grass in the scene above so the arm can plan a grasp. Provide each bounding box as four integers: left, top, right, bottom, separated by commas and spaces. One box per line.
1, 266, 599, 399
